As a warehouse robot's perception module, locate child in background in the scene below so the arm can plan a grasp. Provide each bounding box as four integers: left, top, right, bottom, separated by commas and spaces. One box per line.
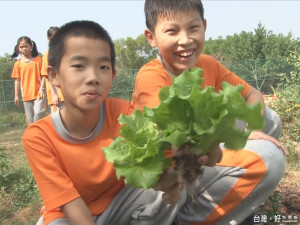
132, 0, 287, 224
41, 26, 65, 113
22, 20, 222, 225
11, 36, 47, 125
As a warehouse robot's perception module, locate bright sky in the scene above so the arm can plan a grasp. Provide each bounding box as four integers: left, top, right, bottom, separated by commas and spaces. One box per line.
0, 1, 299, 57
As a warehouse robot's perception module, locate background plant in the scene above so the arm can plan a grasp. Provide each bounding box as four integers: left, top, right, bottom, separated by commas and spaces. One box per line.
0, 111, 27, 132
0, 145, 41, 224
268, 50, 300, 169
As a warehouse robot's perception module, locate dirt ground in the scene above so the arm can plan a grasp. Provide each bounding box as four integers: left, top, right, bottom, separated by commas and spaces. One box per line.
277, 172, 300, 215
256, 170, 300, 225
0, 129, 299, 225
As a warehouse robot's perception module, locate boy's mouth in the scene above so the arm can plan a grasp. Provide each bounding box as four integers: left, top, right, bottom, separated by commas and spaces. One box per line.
84, 90, 100, 98
176, 49, 195, 58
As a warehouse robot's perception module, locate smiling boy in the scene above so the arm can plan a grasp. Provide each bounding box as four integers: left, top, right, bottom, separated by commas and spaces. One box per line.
132, 0, 287, 224
22, 20, 221, 225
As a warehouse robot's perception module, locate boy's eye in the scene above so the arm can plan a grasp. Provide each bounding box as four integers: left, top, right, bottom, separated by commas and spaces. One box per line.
72, 64, 84, 69
166, 29, 176, 34
100, 65, 110, 70
191, 25, 200, 31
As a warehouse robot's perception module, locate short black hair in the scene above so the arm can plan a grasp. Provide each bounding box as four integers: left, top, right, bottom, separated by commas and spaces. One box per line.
47, 26, 59, 39
145, 0, 205, 33
48, 20, 115, 71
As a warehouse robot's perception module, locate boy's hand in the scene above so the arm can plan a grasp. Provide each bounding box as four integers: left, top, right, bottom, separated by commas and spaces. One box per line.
154, 167, 182, 204
249, 130, 288, 156
154, 144, 223, 204
196, 144, 223, 167
172, 144, 223, 167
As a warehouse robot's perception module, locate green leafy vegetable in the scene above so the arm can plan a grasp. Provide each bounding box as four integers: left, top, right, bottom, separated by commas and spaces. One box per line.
103, 67, 265, 189
102, 110, 172, 189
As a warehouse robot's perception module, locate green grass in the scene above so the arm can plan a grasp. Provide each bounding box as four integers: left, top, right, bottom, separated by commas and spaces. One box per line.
0, 144, 42, 225
0, 111, 41, 224
0, 111, 27, 132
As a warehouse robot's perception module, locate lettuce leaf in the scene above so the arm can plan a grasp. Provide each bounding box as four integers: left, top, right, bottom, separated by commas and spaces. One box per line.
102, 110, 172, 189
103, 67, 265, 189
145, 68, 264, 154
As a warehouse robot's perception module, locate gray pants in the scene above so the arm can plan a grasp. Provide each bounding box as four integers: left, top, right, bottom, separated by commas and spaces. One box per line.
38, 108, 285, 225
23, 98, 47, 125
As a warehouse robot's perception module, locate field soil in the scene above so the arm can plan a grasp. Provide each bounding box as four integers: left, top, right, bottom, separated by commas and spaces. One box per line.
0, 129, 299, 224
256, 170, 300, 225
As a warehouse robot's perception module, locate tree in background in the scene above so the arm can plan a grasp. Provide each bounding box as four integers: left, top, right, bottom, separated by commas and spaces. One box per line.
0, 54, 15, 80
1, 23, 300, 97
203, 23, 300, 62
110, 34, 158, 99
203, 23, 300, 92
114, 34, 158, 70
268, 50, 300, 168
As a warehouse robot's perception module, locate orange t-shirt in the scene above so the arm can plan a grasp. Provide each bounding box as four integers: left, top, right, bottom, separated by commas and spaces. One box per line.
132, 55, 250, 110
22, 98, 132, 225
11, 56, 42, 101
41, 51, 64, 105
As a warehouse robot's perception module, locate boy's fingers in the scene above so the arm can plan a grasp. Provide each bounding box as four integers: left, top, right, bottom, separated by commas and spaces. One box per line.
161, 183, 182, 204
153, 168, 182, 204
154, 168, 178, 192
197, 145, 223, 167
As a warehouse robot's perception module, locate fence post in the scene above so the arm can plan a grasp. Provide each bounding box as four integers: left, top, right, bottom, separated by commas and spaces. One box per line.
1, 80, 8, 114
129, 69, 137, 88
253, 60, 259, 89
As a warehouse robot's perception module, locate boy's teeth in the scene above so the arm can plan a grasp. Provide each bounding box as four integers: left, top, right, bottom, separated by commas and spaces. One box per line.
181, 52, 191, 56
179, 51, 193, 57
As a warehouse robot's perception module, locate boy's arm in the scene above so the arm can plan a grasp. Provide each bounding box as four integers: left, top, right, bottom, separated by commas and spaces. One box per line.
243, 86, 265, 114
62, 197, 95, 225
244, 86, 288, 155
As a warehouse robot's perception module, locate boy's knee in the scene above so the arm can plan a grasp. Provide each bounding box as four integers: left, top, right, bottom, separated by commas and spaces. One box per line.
235, 107, 281, 140
246, 140, 285, 186
262, 107, 282, 139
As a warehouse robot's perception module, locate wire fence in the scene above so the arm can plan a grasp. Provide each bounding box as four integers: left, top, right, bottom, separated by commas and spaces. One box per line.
0, 58, 294, 115
222, 57, 294, 94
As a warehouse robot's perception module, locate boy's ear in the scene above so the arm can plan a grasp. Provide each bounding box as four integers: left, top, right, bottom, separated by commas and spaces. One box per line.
144, 29, 157, 48
47, 66, 60, 86
203, 19, 207, 32
112, 68, 117, 80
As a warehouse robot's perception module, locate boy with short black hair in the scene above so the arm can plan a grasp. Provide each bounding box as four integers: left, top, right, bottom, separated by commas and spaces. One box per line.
22, 20, 131, 225
132, 0, 287, 224
23, 20, 222, 225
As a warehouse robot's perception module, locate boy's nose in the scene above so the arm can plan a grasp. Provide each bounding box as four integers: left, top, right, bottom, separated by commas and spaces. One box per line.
87, 69, 100, 85
178, 32, 192, 45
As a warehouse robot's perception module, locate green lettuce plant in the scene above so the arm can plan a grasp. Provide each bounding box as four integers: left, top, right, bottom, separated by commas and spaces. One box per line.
103, 67, 264, 189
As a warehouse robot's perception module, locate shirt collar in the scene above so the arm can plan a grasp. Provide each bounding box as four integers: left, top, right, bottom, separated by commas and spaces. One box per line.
157, 54, 175, 78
